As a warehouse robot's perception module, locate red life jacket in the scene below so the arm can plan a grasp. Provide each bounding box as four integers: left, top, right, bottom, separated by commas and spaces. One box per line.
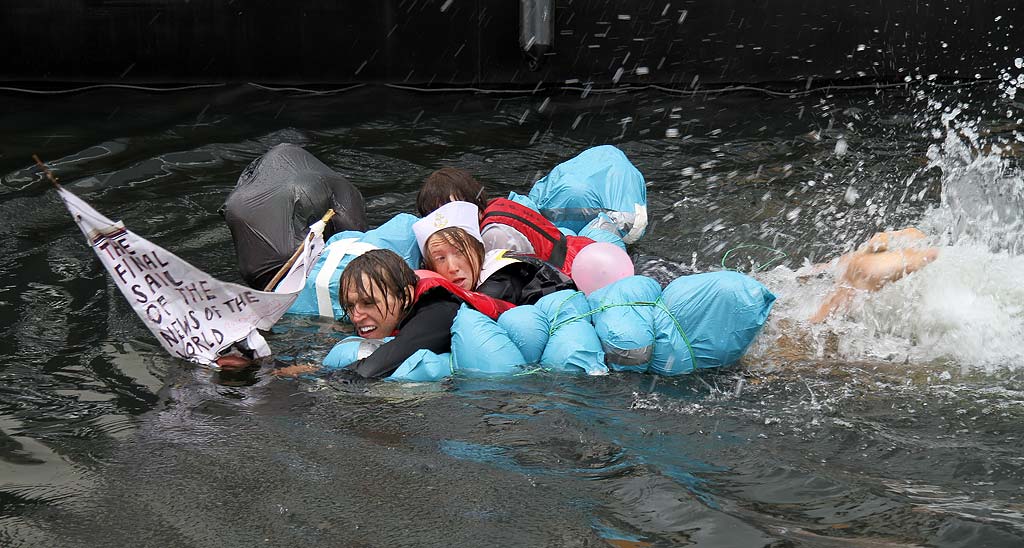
480, 198, 594, 276
414, 270, 515, 320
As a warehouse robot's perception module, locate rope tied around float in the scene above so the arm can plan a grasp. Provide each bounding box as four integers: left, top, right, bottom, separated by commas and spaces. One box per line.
545, 290, 699, 372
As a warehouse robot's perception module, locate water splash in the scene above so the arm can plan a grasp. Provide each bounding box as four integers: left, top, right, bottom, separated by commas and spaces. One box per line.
752, 57, 1024, 371
919, 106, 1024, 254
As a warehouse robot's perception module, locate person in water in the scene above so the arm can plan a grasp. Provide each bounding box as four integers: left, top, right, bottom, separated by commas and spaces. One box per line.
416, 167, 597, 277
274, 247, 513, 380
807, 227, 939, 322
412, 200, 577, 306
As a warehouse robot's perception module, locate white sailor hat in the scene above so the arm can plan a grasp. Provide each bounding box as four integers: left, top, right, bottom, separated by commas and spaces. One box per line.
413, 201, 482, 254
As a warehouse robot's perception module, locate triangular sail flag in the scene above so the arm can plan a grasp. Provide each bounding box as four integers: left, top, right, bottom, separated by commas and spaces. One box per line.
56, 186, 325, 365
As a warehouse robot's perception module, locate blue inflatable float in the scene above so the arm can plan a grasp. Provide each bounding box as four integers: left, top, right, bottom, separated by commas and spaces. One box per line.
283, 144, 773, 380
323, 272, 775, 381
521, 144, 648, 244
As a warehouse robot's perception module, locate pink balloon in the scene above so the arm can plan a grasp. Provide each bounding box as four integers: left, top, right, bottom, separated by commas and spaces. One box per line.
571, 242, 635, 295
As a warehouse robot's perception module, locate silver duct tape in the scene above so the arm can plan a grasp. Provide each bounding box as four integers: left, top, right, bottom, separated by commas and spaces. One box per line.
357, 338, 389, 360
601, 341, 653, 366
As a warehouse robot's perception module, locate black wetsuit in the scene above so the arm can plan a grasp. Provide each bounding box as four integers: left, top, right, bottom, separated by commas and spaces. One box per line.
344, 288, 460, 379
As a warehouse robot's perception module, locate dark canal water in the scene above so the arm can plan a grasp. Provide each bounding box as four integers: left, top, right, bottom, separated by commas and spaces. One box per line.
2, 80, 1024, 547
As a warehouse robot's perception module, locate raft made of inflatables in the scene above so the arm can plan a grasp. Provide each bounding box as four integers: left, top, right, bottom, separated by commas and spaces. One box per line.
234, 142, 772, 379
323, 272, 775, 381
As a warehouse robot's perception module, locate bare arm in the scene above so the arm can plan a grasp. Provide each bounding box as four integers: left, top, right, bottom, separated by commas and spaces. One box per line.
810, 230, 938, 323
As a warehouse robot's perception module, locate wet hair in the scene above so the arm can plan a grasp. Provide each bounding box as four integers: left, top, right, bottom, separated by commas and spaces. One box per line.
416, 167, 488, 216
339, 249, 418, 318
422, 227, 485, 288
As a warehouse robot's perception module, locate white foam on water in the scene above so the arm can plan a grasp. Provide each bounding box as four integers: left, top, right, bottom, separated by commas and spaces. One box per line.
750, 67, 1024, 371
751, 243, 1024, 370
847, 245, 1024, 367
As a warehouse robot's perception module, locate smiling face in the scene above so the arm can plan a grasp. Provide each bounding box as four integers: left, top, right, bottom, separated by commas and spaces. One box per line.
338, 249, 418, 339
424, 228, 483, 290
342, 273, 406, 338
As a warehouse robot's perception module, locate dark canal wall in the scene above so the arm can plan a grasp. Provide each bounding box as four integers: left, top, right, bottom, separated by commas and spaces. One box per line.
3, 0, 1020, 88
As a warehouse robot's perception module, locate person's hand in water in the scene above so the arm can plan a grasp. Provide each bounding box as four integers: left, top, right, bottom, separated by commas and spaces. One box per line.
216, 354, 254, 369
271, 363, 320, 377
215, 341, 259, 369
270, 364, 370, 386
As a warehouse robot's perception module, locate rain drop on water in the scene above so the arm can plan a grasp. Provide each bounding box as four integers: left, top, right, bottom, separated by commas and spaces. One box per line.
834, 137, 849, 156
844, 185, 860, 205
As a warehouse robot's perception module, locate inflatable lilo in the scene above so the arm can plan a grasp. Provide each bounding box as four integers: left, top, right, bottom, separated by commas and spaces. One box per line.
322, 202, 769, 381
519, 144, 648, 244
323, 272, 776, 381
266, 145, 769, 380
415, 145, 646, 252
222, 143, 368, 289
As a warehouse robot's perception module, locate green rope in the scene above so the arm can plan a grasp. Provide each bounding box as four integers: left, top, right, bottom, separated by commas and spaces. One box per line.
652, 296, 698, 371
720, 244, 787, 273
549, 301, 645, 334
545, 296, 699, 372
546, 290, 588, 337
